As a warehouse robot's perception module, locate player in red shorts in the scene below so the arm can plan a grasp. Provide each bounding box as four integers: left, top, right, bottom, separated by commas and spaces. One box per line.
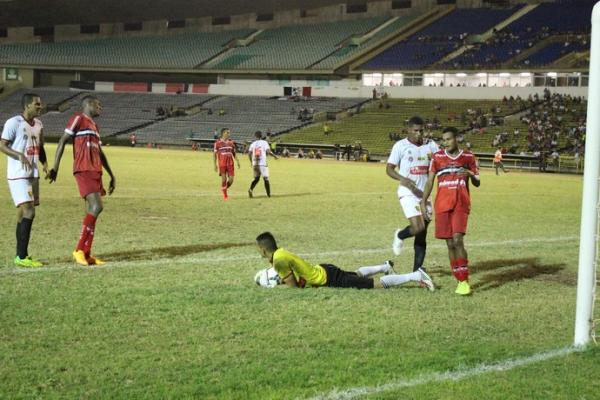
47, 95, 116, 266
213, 128, 240, 200
421, 127, 480, 295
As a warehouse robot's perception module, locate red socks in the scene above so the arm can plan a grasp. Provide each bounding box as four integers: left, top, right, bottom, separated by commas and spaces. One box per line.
221, 185, 228, 200
451, 258, 469, 282
76, 214, 97, 256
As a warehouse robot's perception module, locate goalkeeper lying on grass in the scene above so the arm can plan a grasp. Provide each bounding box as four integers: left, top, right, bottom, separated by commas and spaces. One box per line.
254, 231, 434, 290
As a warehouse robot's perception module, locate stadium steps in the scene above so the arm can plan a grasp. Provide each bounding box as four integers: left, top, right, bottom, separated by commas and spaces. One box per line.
435, 4, 538, 67
504, 35, 567, 67
351, 6, 455, 71
107, 96, 219, 137
198, 30, 261, 69
551, 49, 589, 68
480, 4, 538, 40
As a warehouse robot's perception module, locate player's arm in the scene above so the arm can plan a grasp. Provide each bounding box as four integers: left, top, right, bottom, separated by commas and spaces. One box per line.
213, 149, 218, 172
273, 260, 299, 288
460, 158, 480, 187
39, 129, 48, 175
267, 148, 278, 160
48, 132, 71, 182
0, 139, 32, 171
386, 163, 422, 197
99, 147, 116, 195
420, 170, 436, 221
280, 272, 299, 288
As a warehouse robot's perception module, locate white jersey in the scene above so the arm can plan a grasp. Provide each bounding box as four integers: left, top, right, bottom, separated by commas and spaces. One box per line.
387, 138, 439, 198
248, 140, 271, 166
1, 115, 43, 180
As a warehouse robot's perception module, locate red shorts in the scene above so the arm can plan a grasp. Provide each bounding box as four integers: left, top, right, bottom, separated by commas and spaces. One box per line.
74, 171, 105, 198
435, 209, 469, 239
219, 164, 235, 177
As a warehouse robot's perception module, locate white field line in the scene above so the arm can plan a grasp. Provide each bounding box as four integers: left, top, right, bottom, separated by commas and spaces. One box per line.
0, 235, 578, 275
305, 347, 579, 400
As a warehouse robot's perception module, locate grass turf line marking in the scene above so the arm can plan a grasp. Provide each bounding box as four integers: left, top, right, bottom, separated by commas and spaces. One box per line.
305, 347, 579, 400
0, 235, 578, 275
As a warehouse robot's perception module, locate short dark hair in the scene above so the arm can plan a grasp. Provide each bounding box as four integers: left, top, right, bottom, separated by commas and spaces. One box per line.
256, 232, 278, 252
442, 127, 459, 137
21, 93, 40, 109
408, 116, 424, 126
221, 128, 229, 134
254, 131, 262, 139
81, 95, 99, 107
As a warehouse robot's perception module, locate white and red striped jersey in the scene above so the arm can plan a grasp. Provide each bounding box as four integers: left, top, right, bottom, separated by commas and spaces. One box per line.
387, 138, 439, 198
429, 149, 479, 213
65, 112, 102, 174
1, 115, 43, 180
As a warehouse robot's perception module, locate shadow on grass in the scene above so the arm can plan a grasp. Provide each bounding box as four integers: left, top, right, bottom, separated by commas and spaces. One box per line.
247, 192, 323, 199
434, 258, 570, 291
56, 242, 254, 263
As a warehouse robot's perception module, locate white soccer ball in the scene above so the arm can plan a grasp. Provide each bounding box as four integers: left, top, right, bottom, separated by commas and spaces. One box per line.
254, 267, 280, 288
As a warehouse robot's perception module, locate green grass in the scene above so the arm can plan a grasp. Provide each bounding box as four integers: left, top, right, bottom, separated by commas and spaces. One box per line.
0, 145, 596, 399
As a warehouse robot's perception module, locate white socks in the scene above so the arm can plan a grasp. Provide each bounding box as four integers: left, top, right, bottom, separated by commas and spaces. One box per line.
356, 262, 390, 277
380, 271, 421, 288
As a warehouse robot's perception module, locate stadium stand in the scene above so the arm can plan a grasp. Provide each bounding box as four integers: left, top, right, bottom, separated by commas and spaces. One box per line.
0, 88, 215, 136
210, 17, 389, 70
126, 96, 367, 144
278, 92, 586, 157
362, 6, 524, 70
445, 1, 593, 69
0, 30, 254, 69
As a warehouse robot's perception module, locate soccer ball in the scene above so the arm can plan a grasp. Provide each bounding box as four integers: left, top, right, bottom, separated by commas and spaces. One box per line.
254, 267, 281, 288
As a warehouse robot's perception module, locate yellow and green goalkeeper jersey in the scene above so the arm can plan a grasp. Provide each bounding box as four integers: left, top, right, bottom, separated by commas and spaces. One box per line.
272, 248, 327, 287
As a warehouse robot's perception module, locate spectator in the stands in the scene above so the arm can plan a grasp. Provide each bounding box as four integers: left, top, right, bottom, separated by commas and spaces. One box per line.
297, 148, 305, 159
308, 149, 315, 159
323, 122, 330, 136
316, 150, 323, 159
213, 129, 219, 140
207, 108, 213, 115
219, 109, 226, 116
282, 147, 290, 158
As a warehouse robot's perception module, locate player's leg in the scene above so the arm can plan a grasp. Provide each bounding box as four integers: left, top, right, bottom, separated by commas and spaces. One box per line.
10, 179, 42, 267
248, 166, 260, 197
322, 264, 375, 289
413, 220, 429, 272
261, 167, 271, 197
495, 162, 500, 175
450, 210, 471, 295
220, 169, 228, 200
378, 268, 434, 290
356, 260, 394, 277
226, 163, 235, 189
73, 191, 104, 265
393, 195, 426, 256
15, 201, 37, 266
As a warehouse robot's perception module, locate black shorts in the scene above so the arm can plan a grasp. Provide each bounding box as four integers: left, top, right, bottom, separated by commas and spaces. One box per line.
321, 264, 374, 289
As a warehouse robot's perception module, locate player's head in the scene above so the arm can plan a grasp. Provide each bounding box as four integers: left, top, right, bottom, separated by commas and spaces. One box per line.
221, 128, 230, 140
82, 95, 102, 117
407, 116, 424, 144
21, 93, 42, 118
442, 127, 459, 152
256, 232, 278, 258
254, 131, 262, 139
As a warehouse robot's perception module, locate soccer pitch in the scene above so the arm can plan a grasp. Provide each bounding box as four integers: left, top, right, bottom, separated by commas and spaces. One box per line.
0, 145, 598, 399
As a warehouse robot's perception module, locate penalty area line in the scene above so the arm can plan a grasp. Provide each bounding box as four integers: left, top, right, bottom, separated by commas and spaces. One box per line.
305, 347, 579, 400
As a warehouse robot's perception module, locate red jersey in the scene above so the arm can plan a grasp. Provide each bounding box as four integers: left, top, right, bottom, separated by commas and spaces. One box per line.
65, 112, 102, 174
429, 150, 479, 213
214, 139, 236, 167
